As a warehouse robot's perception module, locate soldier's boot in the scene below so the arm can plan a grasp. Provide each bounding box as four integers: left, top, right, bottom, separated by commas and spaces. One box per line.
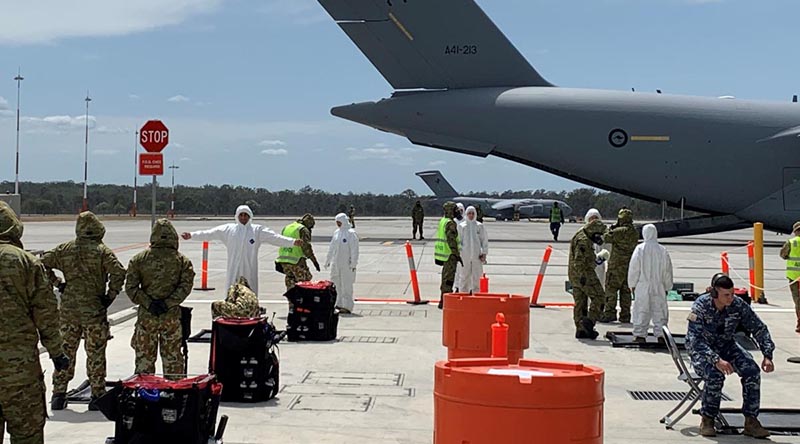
51, 393, 68, 411
598, 313, 617, 323
580, 318, 599, 340
633, 336, 646, 344
88, 397, 101, 411
743, 416, 770, 439
699, 416, 717, 437
575, 329, 588, 339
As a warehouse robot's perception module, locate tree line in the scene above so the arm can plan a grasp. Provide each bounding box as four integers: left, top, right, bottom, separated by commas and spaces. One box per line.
2, 181, 694, 221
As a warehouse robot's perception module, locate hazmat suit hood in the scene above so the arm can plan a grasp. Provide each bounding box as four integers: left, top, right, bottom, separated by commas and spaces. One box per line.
617, 209, 634, 226
642, 224, 658, 243
150, 218, 179, 250
76, 211, 105, 241
236, 205, 254, 224
335, 213, 350, 227
300, 213, 315, 230
585, 208, 601, 222
464, 206, 478, 225
0, 201, 23, 248
443, 202, 456, 219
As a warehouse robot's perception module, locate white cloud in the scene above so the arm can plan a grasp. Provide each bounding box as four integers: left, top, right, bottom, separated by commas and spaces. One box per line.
96, 126, 127, 134
258, 0, 328, 26
429, 160, 447, 167
21, 114, 97, 133
347, 146, 413, 165
261, 148, 288, 156
168, 95, 190, 103
179, 157, 192, 162
0, 97, 11, 118
0, 0, 223, 45
128, 94, 141, 101
173, 142, 185, 148
258, 139, 287, 147
0, 96, 8, 109
93, 149, 119, 156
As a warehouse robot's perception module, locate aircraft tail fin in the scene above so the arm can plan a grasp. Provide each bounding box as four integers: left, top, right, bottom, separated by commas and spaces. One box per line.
416, 171, 459, 198
318, 0, 551, 90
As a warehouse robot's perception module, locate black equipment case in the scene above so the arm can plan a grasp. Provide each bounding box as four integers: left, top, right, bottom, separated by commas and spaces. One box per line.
284, 280, 339, 342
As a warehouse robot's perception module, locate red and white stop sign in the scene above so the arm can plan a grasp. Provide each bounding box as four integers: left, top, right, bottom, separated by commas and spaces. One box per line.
140, 120, 169, 153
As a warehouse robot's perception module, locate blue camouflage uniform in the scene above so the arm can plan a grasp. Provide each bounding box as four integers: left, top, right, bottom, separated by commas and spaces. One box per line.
686, 294, 775, 418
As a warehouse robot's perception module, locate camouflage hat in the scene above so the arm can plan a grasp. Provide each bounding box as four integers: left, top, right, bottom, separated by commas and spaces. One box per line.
76, 211, 106, 240
0, 201, 23, 247
793, 221, 800, 233
584, 219, 607, 236
617, 208, 634, 224
300, 213, 315, 229
150, 218, 179, 250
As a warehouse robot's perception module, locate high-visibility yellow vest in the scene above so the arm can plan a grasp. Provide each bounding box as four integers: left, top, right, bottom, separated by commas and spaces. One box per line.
550, 207, 563, 223
787, 237, 800, 280
434, 217, 459, 262
276, 222, 304, 264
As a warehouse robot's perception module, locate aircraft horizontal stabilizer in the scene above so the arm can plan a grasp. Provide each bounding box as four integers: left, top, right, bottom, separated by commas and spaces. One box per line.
317, 0, 551, 90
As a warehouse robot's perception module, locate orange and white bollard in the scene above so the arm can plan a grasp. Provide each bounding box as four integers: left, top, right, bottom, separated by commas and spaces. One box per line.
194, 241, 216, 291
747, 241, 756, 302
530, 245, 553, 307
491, 312, 509, 358
406, 241, 428, 305
721, 251, 729, 276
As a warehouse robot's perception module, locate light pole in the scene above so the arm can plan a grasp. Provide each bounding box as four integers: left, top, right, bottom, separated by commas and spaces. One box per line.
14, 68, 23, 195
82, 92, 91, 212
169, 163, 179, 218
132, 131, 138, 216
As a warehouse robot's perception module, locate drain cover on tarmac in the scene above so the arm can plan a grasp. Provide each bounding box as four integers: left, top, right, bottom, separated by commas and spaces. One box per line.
288, 395, 374, 412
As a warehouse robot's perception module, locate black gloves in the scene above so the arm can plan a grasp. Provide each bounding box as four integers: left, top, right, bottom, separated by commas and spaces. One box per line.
312, 259, 321, 272
57, 282, 67, 293
52, 354, 70, 372
454, 255, 464, 267
590, 233, 604, 245
100, 291, 117, 309
148, 299, 169, 316
580, 277, 587, 286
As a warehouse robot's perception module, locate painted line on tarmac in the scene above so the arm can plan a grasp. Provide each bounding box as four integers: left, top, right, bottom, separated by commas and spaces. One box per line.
669, 306, 795, 313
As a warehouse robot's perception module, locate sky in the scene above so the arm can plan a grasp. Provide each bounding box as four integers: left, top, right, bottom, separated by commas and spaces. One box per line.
1, 0, 799, 196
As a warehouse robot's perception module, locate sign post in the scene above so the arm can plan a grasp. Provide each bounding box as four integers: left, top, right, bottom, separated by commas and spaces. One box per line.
139, 120, 169, 227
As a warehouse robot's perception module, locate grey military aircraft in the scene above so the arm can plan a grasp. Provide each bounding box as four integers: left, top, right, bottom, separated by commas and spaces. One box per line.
416, 170, 572, 221
317, 0, 800, 236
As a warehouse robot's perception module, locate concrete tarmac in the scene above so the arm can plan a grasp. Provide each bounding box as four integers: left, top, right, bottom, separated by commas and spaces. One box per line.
12, 216, 800, 443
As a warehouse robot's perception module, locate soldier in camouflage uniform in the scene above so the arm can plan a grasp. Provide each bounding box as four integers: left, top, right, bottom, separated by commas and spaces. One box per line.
686, 274, 774, 438
0, 201, 69, 444
348, 206, 356, 228
126, 219, 195, 379
600, 209, 639, 323
277, 214, 320, 291
475, 204, 484, 223
212, 276, 261, 318
42, 211, 126, 411
412, 200, 425, 240
436, 202, 461, 309
569, 219, 608, 339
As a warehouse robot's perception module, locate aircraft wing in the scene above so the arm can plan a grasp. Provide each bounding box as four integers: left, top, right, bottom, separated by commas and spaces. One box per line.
490, 199, 530, 211
758, 125, 800, 143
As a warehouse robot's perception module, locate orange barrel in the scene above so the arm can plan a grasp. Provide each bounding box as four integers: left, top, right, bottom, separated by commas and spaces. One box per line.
434, 358, 604, 444
442, 293, 530, 364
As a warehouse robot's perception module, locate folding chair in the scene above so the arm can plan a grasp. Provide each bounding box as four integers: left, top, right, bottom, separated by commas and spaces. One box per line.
659, 325, 720, 429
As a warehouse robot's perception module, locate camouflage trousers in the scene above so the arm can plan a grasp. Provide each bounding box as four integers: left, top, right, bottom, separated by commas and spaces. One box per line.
692, 343, 761, 418
572, 278, 604, 329
440, 257, 458, 296
132, 309, 185, 379
0, 379, 46, 444
53, 317, 109, 396
790, 280, 800, 326
604, 268, 632, 322
412, 220, 423, 238
283, 261, 312, 291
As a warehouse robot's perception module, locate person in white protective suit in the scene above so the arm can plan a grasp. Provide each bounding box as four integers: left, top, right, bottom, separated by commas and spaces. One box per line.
181, 205, 301, 294
325, 213, 360, 313
628, 224, 674, 342
457, 206, 489, 294
585, 208, 608, 289
453, 202, 466, 290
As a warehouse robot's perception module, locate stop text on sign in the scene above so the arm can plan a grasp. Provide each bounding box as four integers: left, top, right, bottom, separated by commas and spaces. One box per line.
139, 120, 170, 153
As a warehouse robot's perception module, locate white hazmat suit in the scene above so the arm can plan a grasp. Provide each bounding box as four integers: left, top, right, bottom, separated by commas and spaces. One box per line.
188, 205, 296, 294
585, 208, 607, 289
628, 224, 674, 339
457, 206, 489, 294
454, 202, 467, 290
325, 213, 359, 312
